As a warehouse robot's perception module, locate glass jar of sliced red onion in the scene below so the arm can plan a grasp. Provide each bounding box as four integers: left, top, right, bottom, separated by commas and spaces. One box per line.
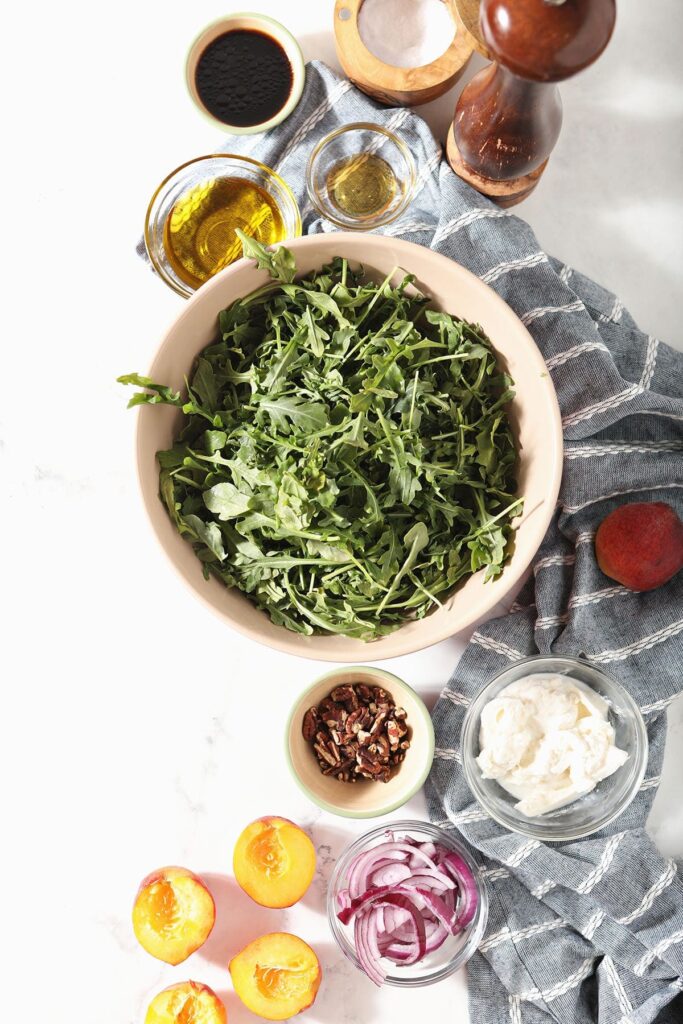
327, 820, 488, 987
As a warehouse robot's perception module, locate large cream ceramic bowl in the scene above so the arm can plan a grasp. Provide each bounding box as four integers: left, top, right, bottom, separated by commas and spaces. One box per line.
136, 234, 563, 661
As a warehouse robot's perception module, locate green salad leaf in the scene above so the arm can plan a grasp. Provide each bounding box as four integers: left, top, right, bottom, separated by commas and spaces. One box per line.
119, 238, 521, 640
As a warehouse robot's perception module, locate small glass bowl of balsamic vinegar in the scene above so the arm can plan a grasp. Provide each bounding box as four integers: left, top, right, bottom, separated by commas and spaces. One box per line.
144, 155, 302, 298
306, 123, 416, 230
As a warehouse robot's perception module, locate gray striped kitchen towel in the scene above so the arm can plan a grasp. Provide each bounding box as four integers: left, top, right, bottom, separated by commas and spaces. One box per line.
139, 61, 683, 1024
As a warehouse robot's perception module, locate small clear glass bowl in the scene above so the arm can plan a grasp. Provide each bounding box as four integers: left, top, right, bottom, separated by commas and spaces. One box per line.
144, 154, 301, 298
327, 820, 488, 987
306, 122, 416, 230
461, 655, 648, 842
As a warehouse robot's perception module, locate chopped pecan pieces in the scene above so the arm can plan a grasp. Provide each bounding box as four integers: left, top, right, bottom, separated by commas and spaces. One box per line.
302, 708, 319, 742
302, 682, 411, 783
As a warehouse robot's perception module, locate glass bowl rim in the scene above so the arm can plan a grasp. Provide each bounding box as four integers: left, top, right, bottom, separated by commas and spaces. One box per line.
305, 121, 417, 230
460, 654, 649, 842
143, 153, 303, 298
327, 818, 489, 987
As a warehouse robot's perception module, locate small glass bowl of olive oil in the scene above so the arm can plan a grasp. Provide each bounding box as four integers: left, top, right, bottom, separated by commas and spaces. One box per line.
306, 123, 416, 230
144, 154, 301, 297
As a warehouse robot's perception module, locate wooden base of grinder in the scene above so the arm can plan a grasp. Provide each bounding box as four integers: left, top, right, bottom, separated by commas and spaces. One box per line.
446, 124, 547, 208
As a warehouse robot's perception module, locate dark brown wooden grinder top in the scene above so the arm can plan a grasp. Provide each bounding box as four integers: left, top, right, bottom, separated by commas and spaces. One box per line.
448, 0, 616, 205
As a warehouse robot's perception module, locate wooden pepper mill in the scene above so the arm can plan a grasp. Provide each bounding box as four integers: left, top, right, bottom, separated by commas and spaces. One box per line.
447, 0, 616, 206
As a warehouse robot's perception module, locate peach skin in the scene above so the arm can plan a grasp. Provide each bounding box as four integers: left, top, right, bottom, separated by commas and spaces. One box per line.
230, 932, 321, 1020
596, 501, 683, 591
132, 866, 215, 965
233, 817, 316, 908
144, 981, 226, 1024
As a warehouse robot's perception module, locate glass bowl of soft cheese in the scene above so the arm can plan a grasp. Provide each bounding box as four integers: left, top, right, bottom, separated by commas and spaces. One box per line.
461, 656, 648, 841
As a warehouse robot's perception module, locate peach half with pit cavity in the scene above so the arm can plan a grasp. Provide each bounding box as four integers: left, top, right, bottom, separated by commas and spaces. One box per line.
132, 866, 215, 965
233, 817, 316, 908
230, 932, 321, 1020
144, 981, 226, 1024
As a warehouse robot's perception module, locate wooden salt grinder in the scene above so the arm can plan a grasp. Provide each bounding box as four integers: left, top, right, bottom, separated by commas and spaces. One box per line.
447, 0, 616, 206
334, 0, 473, 107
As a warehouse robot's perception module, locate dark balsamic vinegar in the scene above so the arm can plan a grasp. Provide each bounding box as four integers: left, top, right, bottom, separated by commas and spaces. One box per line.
195, 29, 293, 128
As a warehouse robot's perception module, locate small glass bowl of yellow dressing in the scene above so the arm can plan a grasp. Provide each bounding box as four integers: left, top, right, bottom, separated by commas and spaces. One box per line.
144, 154, 302, 297
306, 123, 416, 230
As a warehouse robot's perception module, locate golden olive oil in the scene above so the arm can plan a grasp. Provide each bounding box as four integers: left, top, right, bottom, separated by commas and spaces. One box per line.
163, 176, 285, 289
326, 154, 397, 219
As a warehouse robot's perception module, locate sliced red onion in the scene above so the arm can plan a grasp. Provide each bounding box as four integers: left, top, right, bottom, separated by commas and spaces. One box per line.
337, 887, 352, 912
439, 852, 479, 930
381, 917, 448, 961
347, 840, 440, 897
380, 943, 414, 962
355, 907, 387, 986
339, 884, 420, 925
381, 905, 413, 934
337, 836, 480, 985
373, 897, 426, 965
420, 919, 449, 954
370, 862, 414, 887
409, 840, 438, 869
403, 869, 456, 890
413, 888, 460, 933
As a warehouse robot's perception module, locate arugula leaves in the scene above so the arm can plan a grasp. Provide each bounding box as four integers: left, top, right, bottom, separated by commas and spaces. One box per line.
119, 237, 521, 640
235, 228, 295, 283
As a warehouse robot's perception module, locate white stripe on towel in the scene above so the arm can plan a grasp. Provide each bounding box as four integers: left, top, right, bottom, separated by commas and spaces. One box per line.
546, 341, 610, 369
504, 840, 541, 868
640, 694, 680, 714
440, 689, 470, 708
521, 299, 584, 325
481, 252, 547, 285
562, 482, 683, 515
275, 80, 353, 170
634, 928, 683, 976
480, 918, 567, 953
590, 619, 683, 664
603, 956, 633, 1016
434, 746, 462, 763
584, 910, 606, 940
640, 335, 660, 390
565, 440, 683, 459
520, 956, 594, 1003
471, 633, 522, 661
617, 859, 677, 925
562, 383, 643, 428
432, 208, 510, 246
576, 833, 625, 894
533, 554, 576, 573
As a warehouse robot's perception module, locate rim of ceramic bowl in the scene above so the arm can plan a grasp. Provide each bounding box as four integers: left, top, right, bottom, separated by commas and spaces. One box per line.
460, 654, 649, 841
135, 233, 563, 659
284, 667, 435, 818
143, 153, 302, 298
185, 13, 306, 135
327, 819, 489, 985
306, 122, 417, 229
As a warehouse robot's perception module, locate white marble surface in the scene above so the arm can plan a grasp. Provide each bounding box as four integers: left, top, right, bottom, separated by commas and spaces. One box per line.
4, 1, 682, 1022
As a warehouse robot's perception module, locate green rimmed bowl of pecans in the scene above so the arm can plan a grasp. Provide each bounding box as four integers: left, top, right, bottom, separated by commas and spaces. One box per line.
285, 667, 435, 818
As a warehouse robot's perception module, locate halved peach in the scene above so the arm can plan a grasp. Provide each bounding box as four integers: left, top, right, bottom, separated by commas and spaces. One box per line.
230, 932, 321, 1021
132, 866, 215, 965
144, 981, 226, 1024
233, 817, 315, 909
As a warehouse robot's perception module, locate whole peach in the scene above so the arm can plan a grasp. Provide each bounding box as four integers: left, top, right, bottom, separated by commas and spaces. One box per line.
595, 502, 683, 591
